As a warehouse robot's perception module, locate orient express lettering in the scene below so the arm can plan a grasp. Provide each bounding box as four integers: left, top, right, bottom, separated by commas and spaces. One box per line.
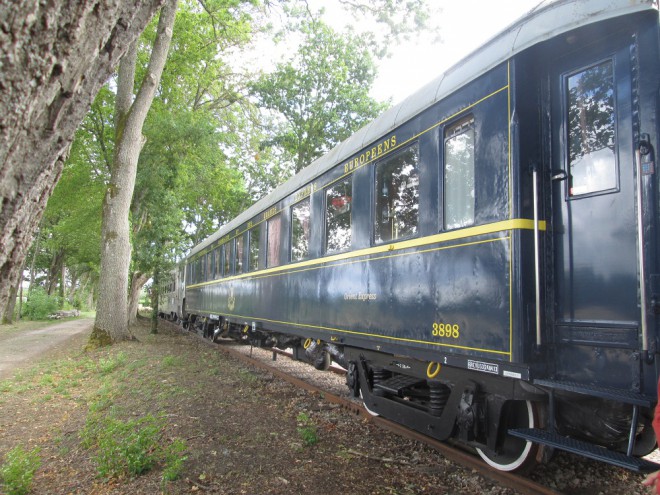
344, 292, 377, 301
294, 183, 316, 202
343, 135, 397, 174
263, 207, 278, 221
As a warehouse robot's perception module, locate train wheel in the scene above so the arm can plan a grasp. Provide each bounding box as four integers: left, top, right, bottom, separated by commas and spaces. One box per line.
313, 351, 332, 371
476, 400, 539, 472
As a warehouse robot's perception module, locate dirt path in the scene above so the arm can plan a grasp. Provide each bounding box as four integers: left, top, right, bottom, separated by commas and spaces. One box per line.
0, 318, 93, 380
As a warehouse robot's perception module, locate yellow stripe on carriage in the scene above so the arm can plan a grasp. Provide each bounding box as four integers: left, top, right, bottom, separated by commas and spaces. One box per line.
187, 218, 545, 288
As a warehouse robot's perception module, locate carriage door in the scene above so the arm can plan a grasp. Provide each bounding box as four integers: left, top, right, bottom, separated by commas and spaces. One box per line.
549, 37, 641, 388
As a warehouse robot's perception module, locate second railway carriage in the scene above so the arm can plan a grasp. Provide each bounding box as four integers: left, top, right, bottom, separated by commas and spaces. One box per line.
180, 0, 660, 472
158, 265, 185, 322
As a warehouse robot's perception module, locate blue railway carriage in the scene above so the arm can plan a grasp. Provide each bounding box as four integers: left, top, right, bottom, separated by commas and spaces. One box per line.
180, 0, 660, 472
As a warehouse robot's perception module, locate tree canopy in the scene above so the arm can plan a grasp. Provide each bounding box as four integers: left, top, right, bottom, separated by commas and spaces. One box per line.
250, 19, 388, 174
7, 0, 440, 328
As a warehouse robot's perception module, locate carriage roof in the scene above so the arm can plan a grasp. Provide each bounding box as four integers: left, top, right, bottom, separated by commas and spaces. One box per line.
188, 0, 656, 258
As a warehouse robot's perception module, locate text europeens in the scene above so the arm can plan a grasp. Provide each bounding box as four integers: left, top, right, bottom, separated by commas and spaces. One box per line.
343, 135, 397, 174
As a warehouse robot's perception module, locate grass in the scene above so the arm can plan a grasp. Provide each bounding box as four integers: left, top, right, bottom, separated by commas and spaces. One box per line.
1, 326, 190, 486
0, 445, 41, 495
82, 414, 167, 478
296, 412, 319, 447
98, 351, 127, 375
161, 355, 183, 368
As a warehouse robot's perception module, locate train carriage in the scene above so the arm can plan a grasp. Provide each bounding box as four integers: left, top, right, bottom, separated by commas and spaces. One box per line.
178, 0, 660, 472
158, 264, 185, 322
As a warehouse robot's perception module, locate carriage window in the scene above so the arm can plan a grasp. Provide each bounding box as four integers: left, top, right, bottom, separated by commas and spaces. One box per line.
444, 118, 475, 230
207, 251, 214, 280
325, 178, 352, 253
566, 61, 617, 196
249, 226, 260, 271
224, 241, 233, 276
375, 145, 420, 244
267, 214, 282, 268
236, 235, 244, 274
215, 246, 222, 278
291, 198, 311, 261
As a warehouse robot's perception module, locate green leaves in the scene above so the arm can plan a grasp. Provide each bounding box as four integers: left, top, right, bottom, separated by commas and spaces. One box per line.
251, 19, 388, 174
0, 445, 42, 495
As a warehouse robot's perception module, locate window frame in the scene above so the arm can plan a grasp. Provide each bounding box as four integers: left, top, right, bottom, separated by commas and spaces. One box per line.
235, 235, 245, 274
214, 247, 222, 279
373, 143, 421, 245
224, 240, 234, 277
290, 198, 311, 263
443, 116, 476, 231
324, 176, 353, 254
267, 214, 283, 268
563, 58, 620, 200
248, 225, 260, 272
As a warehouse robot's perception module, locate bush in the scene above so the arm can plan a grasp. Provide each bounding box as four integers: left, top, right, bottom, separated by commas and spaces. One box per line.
92, 415, 163, 477
82, 413, 187, 481
22, 287, 59, 320
0, 445, 42, 495
161, 438, 187, 482
296, 412, 319, 446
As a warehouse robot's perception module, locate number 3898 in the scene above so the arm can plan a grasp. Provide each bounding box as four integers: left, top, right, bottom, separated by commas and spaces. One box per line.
432, 322, 460, 339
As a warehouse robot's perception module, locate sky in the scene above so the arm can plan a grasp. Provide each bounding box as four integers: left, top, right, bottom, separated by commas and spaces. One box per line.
245, 1, 543, 105
364, 0, 542, 104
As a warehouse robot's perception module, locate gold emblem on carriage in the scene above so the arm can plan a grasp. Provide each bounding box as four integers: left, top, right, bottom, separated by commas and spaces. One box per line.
228, 287, 235, 312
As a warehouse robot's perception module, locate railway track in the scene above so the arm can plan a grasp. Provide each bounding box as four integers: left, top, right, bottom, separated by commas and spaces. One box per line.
193, 332, 561, 495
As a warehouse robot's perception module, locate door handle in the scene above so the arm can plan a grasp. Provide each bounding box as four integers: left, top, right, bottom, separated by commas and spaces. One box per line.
551, 170, 567, 181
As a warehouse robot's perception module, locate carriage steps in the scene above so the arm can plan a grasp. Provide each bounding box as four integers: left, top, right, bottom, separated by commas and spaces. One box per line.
533, 379, 655, 407
508, 428, 660, 472
510, 378, 659, 473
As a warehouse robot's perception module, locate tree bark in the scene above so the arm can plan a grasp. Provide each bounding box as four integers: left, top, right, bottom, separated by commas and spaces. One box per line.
46, 249, 64, 296
27, 229, 40, 299
127, 271, 149, 326
0, 0, 165, 317
150, 268, 159, 334
91, 0, 178, 346
1, 264, 22, 324
68, 271, 79, 306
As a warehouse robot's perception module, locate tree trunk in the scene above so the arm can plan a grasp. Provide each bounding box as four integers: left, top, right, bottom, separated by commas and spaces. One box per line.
18, 272, 23, 322
0, 0, 165, 316
27, 229, 40, 299
68, 271, 79, 306
91, 0, 178, 346
1, 265, 22, 324
151, 267, 160, 335
46, 250, 64, 296
127, 271, 149, 326
59, 264, 66, 308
